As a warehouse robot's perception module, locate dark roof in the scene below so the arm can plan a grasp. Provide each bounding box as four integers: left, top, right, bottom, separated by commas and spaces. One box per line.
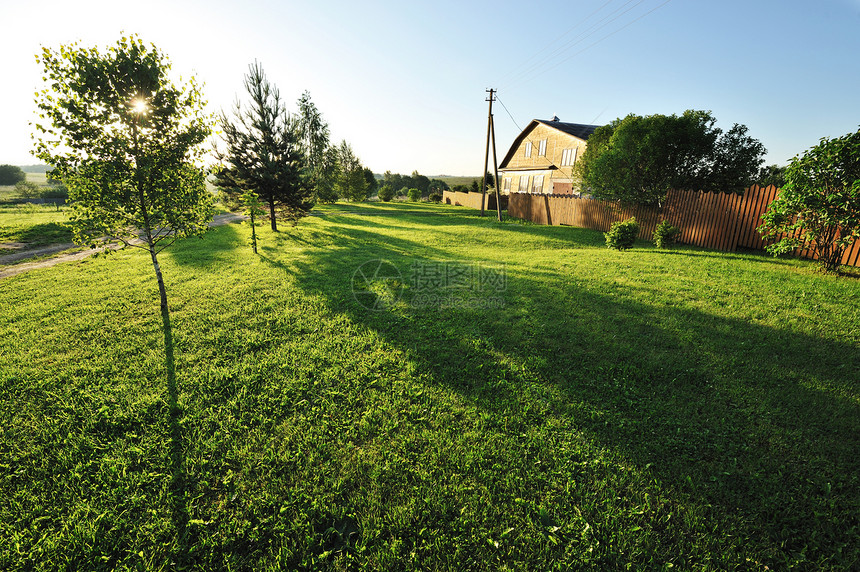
499, 119, 603, 169
535, 119, 601, 140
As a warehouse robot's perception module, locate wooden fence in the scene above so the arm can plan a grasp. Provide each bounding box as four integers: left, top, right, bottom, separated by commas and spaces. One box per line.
442, 190, 507, 211
506, 186, 860, 267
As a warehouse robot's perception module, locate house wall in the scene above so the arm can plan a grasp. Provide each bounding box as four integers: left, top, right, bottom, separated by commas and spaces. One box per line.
499, 123, 587, 194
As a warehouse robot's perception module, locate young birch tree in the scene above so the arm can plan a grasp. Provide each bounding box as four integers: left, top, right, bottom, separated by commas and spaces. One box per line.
33, 35, 213, 393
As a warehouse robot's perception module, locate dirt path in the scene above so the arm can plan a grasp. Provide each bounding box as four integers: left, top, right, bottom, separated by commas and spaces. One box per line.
0, 212, 246, 281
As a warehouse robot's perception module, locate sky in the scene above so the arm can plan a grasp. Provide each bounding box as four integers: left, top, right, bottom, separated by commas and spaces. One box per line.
1, 0, 859, 176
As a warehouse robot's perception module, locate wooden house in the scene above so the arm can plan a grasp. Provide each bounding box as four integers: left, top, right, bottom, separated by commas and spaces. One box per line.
498, 118, 601, 195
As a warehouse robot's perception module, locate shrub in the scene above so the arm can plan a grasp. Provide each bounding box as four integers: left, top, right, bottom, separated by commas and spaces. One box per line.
759, 128, 860, 273
377, 185, 394, 202
407, 187, 422, 202
41, 180, 69, 201
428, 191, 442, 203
653, 220, 681, 248
604, 217, 640, 250
217, 187, 244, 211
14, 181, 42, 199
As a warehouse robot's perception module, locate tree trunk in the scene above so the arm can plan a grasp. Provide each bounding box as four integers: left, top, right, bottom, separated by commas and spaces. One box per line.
250, 211, 258, 254
269, 197, 278, 231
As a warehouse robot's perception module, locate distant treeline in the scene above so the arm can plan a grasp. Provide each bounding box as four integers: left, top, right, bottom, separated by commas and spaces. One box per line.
19, 165, 50, 174
379, 171, 450, 196
377, 171, 493, 195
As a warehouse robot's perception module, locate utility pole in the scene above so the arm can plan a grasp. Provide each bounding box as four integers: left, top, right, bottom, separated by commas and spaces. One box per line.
480, 88, 502, 221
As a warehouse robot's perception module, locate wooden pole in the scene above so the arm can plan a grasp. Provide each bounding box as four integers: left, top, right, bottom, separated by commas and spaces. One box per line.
480, 88, 495, 217
490, 109, 501, 221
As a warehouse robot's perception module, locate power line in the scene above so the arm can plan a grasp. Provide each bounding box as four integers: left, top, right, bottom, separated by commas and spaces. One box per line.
501, 0, 616, 82
501, 0, 647, 89
495, 95, 522, 133
543, 0, 674, 78
499, 0, 673, 92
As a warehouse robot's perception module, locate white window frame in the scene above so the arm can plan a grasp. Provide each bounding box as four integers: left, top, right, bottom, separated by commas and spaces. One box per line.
538, 139, 547, 157
524, 141, 532, 158
503, 177, 511, 192
561, 148, 578, 166
532, 175, 544, 193
519, 175, 530, 193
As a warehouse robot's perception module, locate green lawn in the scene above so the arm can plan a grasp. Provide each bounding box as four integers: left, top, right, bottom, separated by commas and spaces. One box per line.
0, 203, 72, 254
1, 202, 857, 570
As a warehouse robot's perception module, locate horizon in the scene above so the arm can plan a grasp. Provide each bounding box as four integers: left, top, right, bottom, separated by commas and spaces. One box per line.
6, 163, 484, 180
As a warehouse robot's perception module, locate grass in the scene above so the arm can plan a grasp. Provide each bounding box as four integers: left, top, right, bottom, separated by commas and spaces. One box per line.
438, 175, 480, 188
0, 202, 858, 570
0, 203, 73, 254
0, 173, 49, 202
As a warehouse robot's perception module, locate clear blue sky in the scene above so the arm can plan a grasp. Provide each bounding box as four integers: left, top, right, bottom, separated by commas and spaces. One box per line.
2, 0, 859, 176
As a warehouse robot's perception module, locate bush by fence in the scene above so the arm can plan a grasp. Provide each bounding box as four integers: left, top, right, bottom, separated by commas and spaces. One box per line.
506, 186, 860, 267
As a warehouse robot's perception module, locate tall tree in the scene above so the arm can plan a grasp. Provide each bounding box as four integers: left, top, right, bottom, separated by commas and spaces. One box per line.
296, 91, 337, 202
314, 146, 341, 203
363, 167, 378, 197
215, 62, 312, 230
429, 178, 450, 193
0, 165, 26, 185
336, 141, 368, 201
411, 170, 430, 195
575, 110, 765, 207
759, 128, 860, 273
756, 164, 787, 188
33, 35, 213, 414
385, 172, 405, 195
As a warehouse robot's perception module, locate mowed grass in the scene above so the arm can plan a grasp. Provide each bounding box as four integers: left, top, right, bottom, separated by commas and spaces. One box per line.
0, 204, 72, 254
0, 202, 858, 570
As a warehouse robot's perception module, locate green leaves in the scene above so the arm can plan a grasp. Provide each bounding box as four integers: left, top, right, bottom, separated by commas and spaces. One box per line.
759, 127, 860, 272
653, 220, 681, 249
215, 63, 313, 230
604, 217, 640, 250
576, 110, 765, 207
33, 35, 213, 253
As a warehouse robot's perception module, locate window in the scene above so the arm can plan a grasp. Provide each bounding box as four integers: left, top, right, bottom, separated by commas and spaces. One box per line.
524, 141, 532, 158
503, 177, 511, 192
519, 175, 530, 192
532, 175, 544, 193
538, 139, 547, 157
561, 147, 578, 166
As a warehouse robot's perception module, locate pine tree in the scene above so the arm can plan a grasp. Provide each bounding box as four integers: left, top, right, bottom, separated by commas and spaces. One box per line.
216, 62, 313, 230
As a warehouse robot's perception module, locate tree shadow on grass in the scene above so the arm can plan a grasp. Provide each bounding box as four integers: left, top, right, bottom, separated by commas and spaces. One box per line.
166, 223, 242, 267
166, 332, 191, 568
2, 221, 73, 246
265, 211, 860, 568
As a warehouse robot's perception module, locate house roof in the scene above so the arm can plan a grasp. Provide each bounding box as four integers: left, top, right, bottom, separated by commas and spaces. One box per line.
535, 119, 601, 140
499, 119, 602, 169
